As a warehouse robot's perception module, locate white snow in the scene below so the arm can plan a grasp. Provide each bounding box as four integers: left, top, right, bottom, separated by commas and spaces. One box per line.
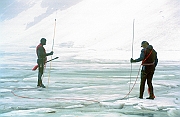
0, 0, 180, 117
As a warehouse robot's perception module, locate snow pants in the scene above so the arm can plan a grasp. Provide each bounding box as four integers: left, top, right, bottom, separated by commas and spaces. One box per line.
139, 68, 155, 98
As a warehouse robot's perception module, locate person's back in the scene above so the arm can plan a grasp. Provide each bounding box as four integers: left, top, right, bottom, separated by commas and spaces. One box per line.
143, 45, 156, 72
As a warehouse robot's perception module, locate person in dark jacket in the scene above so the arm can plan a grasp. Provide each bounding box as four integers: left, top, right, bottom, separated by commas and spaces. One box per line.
130, 41, 158, 99
36, 38, 53, 88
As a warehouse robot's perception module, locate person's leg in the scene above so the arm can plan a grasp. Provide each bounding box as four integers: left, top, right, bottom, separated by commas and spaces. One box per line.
37, 74, 42, 87
37, 61, 45, 88
38, 63, 43, 86
139, 70, 147, 98
146, 71, 154, 99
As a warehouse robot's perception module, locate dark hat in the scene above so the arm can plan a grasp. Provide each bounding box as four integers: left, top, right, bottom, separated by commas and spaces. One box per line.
141, 41, 149, 47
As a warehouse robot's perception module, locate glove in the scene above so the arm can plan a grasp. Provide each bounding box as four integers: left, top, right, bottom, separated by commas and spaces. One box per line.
130, 58, 136, 63
49, 51, 54, 55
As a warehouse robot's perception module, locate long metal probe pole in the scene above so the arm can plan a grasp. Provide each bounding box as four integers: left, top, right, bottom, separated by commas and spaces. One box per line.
129, 19, 135, 98
48, 18, 56, 87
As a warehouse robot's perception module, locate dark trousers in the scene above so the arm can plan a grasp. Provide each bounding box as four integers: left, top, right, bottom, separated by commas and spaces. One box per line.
37, 59, 44, 86
139, 70, 154, 98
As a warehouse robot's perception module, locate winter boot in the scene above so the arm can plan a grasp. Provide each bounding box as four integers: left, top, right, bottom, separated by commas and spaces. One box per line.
39, 79, 46, 88
146, 87, 155, 100
146, 96, 154, 100
41, 84, 46, 88
146, 91, 155, 100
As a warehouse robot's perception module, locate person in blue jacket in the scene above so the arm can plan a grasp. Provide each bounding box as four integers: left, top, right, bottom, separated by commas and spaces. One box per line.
131, 41, 158, 99
36, 38, 53, 88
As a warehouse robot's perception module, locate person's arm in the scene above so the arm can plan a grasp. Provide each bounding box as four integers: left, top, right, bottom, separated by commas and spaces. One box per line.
131, 49, 145, 63
46, 51, 53, 56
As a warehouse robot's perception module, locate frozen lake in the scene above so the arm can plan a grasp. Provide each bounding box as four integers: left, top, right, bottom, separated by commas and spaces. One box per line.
1, 0, 180, 116
0, 47, 180, 117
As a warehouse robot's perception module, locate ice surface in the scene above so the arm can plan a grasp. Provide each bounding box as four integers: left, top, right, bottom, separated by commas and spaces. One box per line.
0, 0, 180, 116
1, 52, 180, 116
